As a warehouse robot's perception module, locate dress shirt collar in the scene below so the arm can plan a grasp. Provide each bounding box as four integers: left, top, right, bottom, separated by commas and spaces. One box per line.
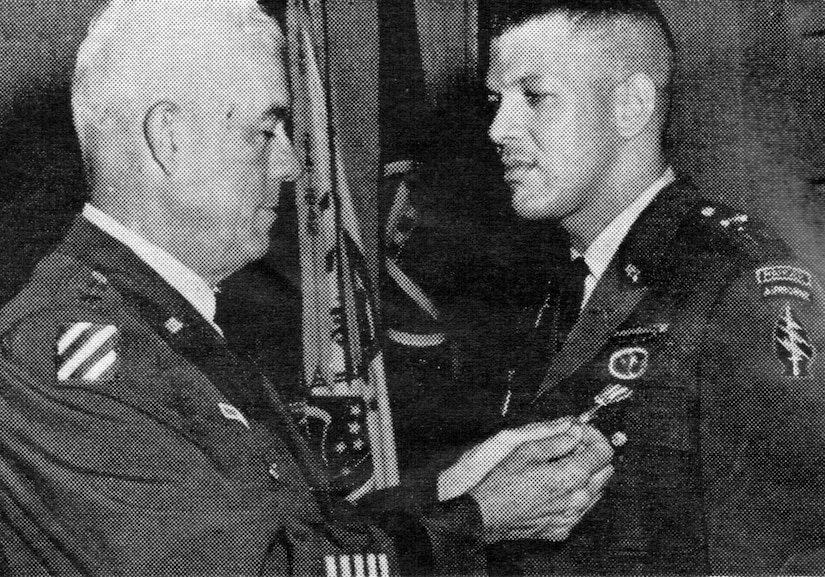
82, 203, 222, 334
572, 167, 676, 282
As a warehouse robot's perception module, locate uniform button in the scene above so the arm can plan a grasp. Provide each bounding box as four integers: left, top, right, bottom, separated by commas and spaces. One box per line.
611, 432, 628, 447
268, 463, 280, 480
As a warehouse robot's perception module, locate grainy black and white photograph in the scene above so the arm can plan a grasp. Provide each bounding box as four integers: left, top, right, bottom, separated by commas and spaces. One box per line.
0, 0, 824, 575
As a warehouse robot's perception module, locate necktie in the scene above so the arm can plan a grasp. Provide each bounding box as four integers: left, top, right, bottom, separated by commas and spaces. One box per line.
556, 256, 590, 344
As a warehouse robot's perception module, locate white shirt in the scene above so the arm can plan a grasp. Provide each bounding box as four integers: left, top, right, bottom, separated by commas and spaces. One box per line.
82, 203, 223, 335
573, 167, 676, 309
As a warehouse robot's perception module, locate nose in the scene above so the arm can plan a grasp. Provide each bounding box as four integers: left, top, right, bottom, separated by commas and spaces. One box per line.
271, 125, 304, 182
488, 98, 521, 147
280, 139, 303, 182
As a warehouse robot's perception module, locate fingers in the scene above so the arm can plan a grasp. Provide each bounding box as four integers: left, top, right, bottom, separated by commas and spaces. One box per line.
438, 417, 587, 501
498, 417, 580, 453
573, 426, 614, 469
520, 465, 614, 542
508, 421, 584, 462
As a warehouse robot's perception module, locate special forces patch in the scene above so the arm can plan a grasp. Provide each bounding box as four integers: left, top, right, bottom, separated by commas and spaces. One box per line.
55, 322, 120, 381
757, 265, 813, 303
774, 303, 815, 378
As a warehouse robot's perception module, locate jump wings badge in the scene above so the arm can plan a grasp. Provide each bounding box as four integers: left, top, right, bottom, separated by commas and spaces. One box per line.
774, 303, 815, 378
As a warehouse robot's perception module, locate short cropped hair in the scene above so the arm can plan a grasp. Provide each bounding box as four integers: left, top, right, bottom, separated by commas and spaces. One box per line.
71, 0, 283, 172
490, 0, 676, 92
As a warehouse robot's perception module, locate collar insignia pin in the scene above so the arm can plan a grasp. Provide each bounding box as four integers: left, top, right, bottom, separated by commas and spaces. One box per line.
164, 317, 184, 334
625, 264, 641, 284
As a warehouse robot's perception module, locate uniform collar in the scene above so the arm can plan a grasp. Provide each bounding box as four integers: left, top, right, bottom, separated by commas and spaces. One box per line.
572, 167, 676, 281
82, 203, 222, 334
613, 176, 702, 288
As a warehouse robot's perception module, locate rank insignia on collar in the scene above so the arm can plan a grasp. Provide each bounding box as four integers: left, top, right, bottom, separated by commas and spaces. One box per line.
56, 322, 120, 381
775, 303, 815, 378
608, 347, 649, 380
624, 264, 642, 284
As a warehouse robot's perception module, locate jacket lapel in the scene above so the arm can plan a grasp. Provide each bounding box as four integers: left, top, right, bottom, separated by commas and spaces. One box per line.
532, 267, 649, 401
530, 179, 701, 404
58, 217, 330, 488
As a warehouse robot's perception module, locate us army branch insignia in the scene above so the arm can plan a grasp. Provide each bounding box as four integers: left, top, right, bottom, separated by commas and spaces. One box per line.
56, 322, 121, 381
774, 303, 815, 378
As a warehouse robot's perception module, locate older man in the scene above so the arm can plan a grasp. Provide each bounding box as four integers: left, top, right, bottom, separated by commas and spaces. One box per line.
485, 0, 825, 574
0, 1, 613, 575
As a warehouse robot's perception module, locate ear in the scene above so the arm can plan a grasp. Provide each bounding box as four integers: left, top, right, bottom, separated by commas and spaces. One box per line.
613, 72, 657, 139
143, 101, 182, 176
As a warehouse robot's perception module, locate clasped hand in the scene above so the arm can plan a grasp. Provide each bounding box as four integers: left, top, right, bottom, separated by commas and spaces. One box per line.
437, 417, 614, 543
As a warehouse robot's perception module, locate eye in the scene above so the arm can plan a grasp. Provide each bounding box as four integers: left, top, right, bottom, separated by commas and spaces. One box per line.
523, 90, 547, 107
485, 91, 502, 116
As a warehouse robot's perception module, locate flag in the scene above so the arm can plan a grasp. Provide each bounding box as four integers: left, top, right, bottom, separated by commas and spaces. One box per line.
377, 1, 445, 349
286, 0, 399, 498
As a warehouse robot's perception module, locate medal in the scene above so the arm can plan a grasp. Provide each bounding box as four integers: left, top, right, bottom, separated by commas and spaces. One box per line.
578, 384, 634, 423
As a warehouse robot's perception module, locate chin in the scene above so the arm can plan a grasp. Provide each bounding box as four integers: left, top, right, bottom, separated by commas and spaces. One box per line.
247, 239, 271, 263
511, 189, 559, 221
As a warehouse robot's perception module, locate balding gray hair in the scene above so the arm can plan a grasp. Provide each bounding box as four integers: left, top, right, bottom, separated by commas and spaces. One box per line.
72, 0, 283, 177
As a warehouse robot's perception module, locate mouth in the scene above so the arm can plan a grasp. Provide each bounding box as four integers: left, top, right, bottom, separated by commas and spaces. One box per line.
502, 162, 537, 182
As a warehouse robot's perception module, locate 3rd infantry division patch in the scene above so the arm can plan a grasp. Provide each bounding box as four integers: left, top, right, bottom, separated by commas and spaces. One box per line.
55, 322, 121, 382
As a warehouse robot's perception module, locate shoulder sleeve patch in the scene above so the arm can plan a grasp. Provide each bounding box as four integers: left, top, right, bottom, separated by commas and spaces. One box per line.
774, 303, 816, 378
56, 322, 120, 381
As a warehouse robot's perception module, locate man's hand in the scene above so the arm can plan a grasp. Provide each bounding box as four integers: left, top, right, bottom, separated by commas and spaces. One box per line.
439, 418, 614, 543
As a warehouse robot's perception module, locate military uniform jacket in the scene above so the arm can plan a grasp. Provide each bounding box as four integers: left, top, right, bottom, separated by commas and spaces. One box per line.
0, 217, 483, 576
492, 180, 825, 574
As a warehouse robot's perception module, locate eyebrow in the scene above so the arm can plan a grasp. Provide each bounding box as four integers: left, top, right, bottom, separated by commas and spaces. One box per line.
486, 73, 559, 91
262, 105, 290, 121
518, 75, 543, 85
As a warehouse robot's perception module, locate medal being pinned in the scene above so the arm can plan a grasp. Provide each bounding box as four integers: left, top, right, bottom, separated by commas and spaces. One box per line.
578, 384, 634, 423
